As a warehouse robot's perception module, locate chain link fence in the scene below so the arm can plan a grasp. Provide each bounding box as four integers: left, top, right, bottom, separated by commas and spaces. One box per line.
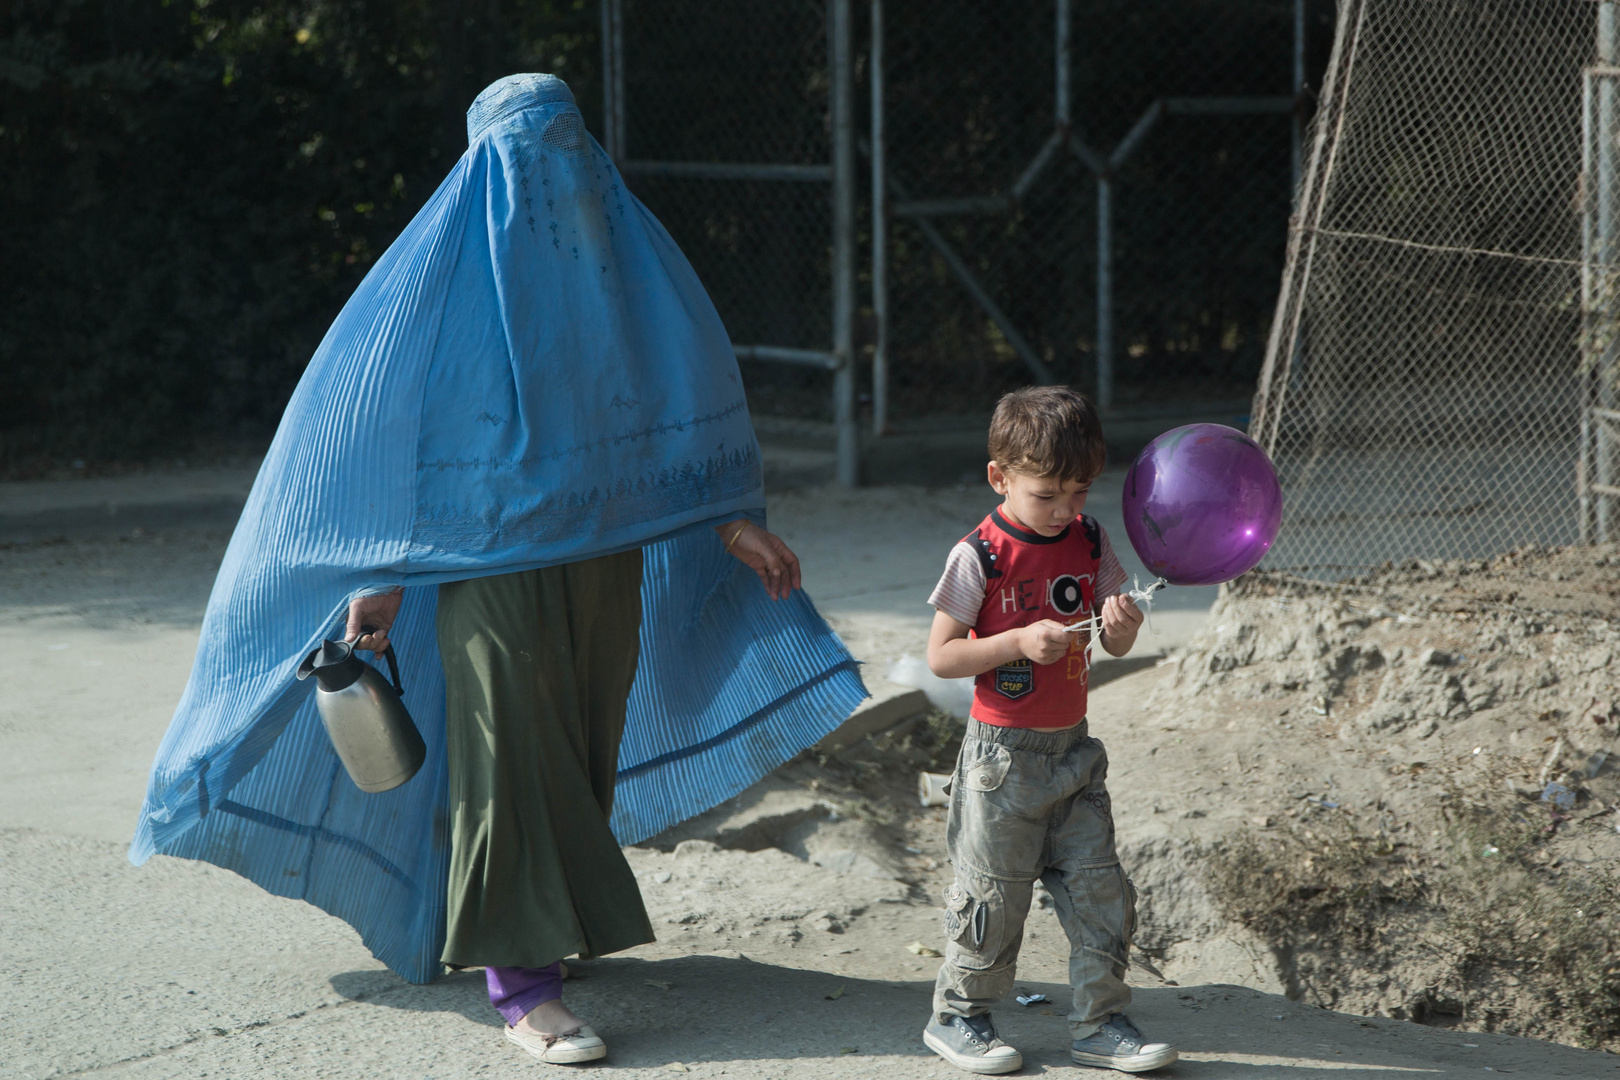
606, 0, 845, 419
875, 0, 1318, 431
602, 1, 1324, 480
611, 0, 834, 351
1252, 0, 1616, 572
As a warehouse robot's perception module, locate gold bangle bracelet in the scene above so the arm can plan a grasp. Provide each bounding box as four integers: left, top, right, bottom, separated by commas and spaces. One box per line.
724, 521, 750, 551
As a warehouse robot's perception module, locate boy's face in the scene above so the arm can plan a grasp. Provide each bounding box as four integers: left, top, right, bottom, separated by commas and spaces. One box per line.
987, 462, 1091, 536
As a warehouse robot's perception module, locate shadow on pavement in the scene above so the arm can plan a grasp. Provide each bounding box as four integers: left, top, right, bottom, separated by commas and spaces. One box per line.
331, 954, 1596, 1076
329, 967, 497, 1028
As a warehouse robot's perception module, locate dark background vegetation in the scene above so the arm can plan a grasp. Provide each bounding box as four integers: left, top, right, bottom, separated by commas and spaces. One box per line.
0, 0, 1331, 469
0, 0, 600, 469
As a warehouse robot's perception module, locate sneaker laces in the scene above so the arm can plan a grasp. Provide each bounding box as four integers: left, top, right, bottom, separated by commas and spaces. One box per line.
957, 1014, 997, 1047
1103, 1013, 1145, 1049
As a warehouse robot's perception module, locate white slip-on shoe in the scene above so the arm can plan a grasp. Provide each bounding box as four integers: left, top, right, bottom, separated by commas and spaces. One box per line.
504, 1022, 607, 1064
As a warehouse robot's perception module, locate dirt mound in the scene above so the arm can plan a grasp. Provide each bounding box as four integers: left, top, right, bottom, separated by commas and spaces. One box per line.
628, 542, 1620, 1050
1114, 543, 1620, 1050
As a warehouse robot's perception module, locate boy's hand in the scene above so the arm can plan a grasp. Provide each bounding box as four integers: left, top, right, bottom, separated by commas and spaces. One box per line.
1016, 619, 1076, 665
1099, 594, 1143, 656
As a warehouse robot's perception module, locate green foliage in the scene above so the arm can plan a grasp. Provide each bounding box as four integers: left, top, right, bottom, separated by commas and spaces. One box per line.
0, 0, 596, 465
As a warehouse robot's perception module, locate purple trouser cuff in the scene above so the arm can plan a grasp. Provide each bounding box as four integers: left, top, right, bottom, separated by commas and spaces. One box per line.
486, 963, 565, 1026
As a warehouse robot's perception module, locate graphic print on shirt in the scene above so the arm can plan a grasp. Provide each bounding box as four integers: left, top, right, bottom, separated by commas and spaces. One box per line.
927, 507, 1124, 727
994, 658, 1035, 699
988, 572, 1093, 700
966, 508, 1102, 715
985, 572, 1094, 698
1049, 574, 1085, 617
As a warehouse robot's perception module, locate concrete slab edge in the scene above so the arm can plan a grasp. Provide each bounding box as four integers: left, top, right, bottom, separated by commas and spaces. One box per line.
812, 688, 930, 754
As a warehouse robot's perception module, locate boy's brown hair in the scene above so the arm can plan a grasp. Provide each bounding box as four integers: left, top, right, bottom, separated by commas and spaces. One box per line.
987, 385, 1106, 482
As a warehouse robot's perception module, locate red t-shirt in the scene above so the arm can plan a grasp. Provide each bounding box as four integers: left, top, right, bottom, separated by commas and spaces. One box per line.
929, 508, 1125, 728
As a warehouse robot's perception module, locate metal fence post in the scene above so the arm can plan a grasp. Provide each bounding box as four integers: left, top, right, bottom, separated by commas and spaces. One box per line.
1252, 0, 1364, 454
1056, 0, 1071, 129
870, 0, 889, 439
1292, 0, 1305, 195
831, 0, 859, 485
1583, 61, 1596, 545
1096, 174, 1114, 411
1599, 2, 1618, 541
600, 0, 625, 160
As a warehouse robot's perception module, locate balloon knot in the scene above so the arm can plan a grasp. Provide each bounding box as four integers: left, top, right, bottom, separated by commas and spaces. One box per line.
1127, 576, 1168, 630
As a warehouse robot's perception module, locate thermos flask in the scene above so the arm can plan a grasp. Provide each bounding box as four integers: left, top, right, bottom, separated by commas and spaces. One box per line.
296, 627, 426, 793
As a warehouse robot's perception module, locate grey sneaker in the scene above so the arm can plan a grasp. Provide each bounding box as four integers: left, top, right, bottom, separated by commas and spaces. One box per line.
1070, 1013, 1177, 1073
922, 1013, 1023, 1075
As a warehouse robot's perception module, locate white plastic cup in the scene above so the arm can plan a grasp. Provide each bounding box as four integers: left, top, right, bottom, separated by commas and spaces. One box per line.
918, 771, 952, 807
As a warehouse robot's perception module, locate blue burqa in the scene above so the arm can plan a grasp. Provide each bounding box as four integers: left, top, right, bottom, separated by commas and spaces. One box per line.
130, 75, 866, 983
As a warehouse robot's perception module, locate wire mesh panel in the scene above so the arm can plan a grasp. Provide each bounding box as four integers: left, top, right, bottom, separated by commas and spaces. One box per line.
877, 0, 1313, 423
1253, 0, 1604, 571
615, 0, 834, 357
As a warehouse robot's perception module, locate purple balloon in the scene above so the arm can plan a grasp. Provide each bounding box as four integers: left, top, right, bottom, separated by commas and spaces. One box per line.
1121, 423, 1283, 587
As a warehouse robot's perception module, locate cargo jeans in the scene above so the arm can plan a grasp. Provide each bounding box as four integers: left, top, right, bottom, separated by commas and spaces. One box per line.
932, 718, 1135, 1040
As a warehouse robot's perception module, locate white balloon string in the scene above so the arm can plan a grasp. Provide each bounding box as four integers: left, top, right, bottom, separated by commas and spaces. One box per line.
1058, 577, 1167, 636
1057, 576, 1169, 672
1128, 576, 1168, 633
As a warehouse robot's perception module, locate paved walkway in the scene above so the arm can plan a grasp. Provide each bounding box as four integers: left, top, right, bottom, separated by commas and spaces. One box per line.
8, 450, 1609, 1077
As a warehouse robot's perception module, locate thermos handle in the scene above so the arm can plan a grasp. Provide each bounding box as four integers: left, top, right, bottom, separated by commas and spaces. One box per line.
359, 624, 407, 697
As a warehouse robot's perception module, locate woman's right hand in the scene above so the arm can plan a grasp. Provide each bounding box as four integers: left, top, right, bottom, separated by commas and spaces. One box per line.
345, 589, 403, 654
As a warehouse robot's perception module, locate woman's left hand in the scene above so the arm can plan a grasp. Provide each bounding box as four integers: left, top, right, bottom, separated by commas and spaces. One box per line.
715, 520, 802, 601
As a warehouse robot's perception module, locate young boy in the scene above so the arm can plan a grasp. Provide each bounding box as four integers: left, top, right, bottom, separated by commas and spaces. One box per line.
921, 386, 1177, 1075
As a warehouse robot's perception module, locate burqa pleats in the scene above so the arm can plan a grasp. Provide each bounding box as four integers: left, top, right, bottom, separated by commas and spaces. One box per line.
130, 74, 868, 984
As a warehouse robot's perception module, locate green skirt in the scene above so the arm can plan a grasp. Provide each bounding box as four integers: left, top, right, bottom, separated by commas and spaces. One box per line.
435, 550, 655, 969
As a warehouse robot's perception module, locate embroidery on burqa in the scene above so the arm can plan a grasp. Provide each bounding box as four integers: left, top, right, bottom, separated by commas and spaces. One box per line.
415, 399, 760, 547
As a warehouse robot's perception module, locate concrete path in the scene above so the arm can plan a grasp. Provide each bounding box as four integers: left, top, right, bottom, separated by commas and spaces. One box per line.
5, 459, 1613, 1078
8, 828, 1613, 1079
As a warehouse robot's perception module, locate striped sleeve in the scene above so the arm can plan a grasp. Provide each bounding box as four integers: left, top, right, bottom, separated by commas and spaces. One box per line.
1096, 525, 1128, 601
928, 541, 986, 627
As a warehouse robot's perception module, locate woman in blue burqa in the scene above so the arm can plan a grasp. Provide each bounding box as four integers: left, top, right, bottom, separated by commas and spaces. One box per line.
130, 74, 865, 1064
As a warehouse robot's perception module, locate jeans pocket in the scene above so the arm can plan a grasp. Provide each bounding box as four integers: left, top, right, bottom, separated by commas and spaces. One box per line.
942, 881, 976, 947
942, 877, 1005, 968
959, 743, 1011, 794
